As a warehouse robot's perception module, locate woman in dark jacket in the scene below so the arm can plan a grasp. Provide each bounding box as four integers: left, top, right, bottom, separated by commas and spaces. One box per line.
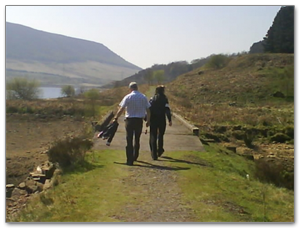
149, 85, 172, 160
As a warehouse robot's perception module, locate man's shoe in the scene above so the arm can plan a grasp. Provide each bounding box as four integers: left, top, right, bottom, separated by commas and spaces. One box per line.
106, 142, 111, 146
158, 149, 165, 157
152, 156, 158, 160
126, 160, 133, 166
151, 151, 158, 160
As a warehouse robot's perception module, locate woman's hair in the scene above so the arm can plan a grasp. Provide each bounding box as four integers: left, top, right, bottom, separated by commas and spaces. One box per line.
155, 85, 165, 95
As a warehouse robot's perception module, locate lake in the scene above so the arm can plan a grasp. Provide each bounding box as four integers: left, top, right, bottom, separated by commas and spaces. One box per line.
39, 87, 64, 99
6, 87, 83, 99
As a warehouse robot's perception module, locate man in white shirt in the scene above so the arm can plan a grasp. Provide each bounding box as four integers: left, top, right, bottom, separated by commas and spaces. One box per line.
113, 82, 151, 165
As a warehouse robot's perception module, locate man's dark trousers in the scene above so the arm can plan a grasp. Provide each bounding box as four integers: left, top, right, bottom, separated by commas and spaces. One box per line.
125, 118, 143, 164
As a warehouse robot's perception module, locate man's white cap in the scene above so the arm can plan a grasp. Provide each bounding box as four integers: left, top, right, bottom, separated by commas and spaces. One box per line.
129, 82, 138, 89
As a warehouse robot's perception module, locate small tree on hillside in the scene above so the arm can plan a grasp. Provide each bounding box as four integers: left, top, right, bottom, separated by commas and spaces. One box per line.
206, 54, 230, 69
153, 70, 165, 84
61, 85, 75, 97
84, 89, 100, 117
144, 68, 154, 85
6, 77, 40, 100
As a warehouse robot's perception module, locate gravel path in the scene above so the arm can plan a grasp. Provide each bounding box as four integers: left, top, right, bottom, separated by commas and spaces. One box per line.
112, 158, 196, 222
93, 116, 204, 222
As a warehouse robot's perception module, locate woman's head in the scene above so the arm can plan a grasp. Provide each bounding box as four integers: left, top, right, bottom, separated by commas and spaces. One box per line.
155, 85, 165, 95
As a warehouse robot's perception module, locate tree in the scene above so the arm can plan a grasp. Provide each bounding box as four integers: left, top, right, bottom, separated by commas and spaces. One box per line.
6, 77, 40, 100
206, 54, 230, 69
190, 58, 209, 69
263, 6, 294, 53
153, 70, 165, 84
249, 41, 265, 54
61, 85, 75, 97
144, 68, 154, 85
84, 89, 100, 117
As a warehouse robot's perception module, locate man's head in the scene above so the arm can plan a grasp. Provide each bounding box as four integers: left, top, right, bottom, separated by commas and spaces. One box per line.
129, 82, 138, 90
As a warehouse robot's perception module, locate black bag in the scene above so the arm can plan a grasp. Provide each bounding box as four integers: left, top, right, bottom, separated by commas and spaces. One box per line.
92, 111, 114, 132
98, 121, 119, 143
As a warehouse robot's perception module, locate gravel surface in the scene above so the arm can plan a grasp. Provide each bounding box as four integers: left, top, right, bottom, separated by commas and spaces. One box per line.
110, 156, 197, 222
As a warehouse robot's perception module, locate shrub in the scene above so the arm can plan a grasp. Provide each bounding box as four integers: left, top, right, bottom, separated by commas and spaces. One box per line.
6, 78, 40, 100
284, 126, 294, 139
61, 85, 75, 97
254, 159, 294, 190
6, 106, 18, 113
206, 54, 230, 69
244, 129, 256, 148
47, 136, 93, 169
270, 133, 290, 143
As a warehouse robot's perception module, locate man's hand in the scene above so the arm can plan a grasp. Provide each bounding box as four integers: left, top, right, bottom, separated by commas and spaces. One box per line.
169, 121, 172, 127
146, 121, 150, 127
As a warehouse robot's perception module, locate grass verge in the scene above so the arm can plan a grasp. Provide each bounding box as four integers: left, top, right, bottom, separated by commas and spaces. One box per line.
9, 144, 294, 222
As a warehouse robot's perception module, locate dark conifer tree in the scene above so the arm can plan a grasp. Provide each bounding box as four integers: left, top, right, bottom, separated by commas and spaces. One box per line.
263, 6, 294, 53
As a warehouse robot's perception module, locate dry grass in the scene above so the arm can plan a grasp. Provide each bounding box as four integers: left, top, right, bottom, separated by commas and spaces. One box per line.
165, 53, 294, 131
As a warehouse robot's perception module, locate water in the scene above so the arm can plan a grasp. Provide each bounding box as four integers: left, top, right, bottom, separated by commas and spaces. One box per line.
5, 87, 81, 99
39, 87, 63, 99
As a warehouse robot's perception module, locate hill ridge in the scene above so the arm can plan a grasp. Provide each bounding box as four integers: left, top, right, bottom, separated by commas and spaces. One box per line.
6, 22, 142, 87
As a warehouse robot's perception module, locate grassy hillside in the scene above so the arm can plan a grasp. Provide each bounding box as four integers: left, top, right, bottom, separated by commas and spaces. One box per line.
6, 22, 142, 87
167, 53, 294, 107
165, 53, 294, 190
166, 53, 294, 130
6, 60, 140, 87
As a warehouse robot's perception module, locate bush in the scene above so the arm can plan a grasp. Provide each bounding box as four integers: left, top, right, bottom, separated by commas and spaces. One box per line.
61, 85, 75, 97
206, 54, 230, 69
244, 129, 256, 148
254, 159, 294, 190
270, 133, 290, 143
6, 106, 18, 113
284, 126, 294, 139
6, 78, 40, 100
47, 136, 93, 169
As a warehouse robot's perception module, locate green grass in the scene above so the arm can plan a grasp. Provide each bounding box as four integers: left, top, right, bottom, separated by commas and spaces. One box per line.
12, 150, 131, 222
10, 143, 294, 222
165, 144, 294, 222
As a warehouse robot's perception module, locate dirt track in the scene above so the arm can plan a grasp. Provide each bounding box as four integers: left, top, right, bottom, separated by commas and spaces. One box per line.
93, 115, 205, 222
93, 115, 204, 156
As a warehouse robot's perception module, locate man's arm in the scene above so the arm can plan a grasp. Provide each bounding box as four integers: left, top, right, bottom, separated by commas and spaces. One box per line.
113, 106, 125, 122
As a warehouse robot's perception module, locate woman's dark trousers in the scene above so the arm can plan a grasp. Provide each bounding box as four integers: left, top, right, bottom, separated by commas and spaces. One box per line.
149, 119, 166, 160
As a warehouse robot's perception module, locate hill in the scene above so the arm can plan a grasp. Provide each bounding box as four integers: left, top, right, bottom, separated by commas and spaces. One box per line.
167, 53, 294, 106
5, 22, 142, 87
163, 53, 294, 191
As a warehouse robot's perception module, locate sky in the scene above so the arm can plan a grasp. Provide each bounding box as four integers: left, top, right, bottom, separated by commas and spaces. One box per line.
4, 4, 286, 69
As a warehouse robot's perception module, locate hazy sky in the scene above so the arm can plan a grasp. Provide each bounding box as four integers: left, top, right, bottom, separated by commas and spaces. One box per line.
5, 4, 284, 69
